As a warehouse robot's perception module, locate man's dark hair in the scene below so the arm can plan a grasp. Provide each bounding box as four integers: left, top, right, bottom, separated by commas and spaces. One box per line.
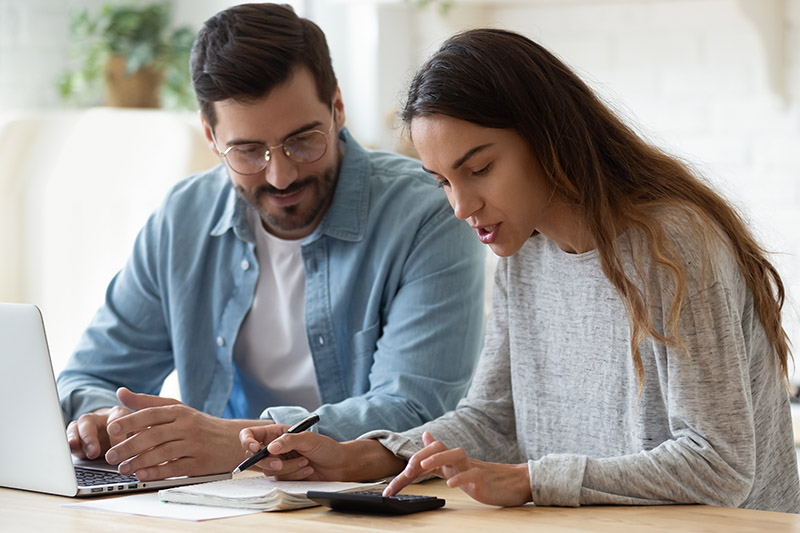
190, 3, 337, 129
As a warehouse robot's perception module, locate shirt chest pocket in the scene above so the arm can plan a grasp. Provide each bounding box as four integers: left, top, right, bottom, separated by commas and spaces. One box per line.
351, 321, 381, 360
347, 322, 382, 393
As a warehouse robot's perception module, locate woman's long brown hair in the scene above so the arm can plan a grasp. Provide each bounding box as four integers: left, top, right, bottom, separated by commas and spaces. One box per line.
402, 28, 791, 388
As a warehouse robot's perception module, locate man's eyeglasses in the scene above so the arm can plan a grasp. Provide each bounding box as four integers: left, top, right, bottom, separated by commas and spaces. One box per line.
211, 105, 335, 175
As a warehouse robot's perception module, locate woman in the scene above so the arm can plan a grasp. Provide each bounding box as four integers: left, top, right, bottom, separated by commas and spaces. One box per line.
239, 28, 800, 512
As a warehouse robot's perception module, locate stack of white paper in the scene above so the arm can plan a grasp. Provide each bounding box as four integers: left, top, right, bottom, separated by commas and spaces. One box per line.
159, 476, 383, 511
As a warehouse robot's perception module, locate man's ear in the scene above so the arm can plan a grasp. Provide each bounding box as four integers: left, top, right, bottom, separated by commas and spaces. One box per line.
332, 87, 345, 131
199, 112, 220, 155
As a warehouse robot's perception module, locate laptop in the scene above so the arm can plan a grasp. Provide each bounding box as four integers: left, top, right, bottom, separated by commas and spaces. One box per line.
0, 302, 231, 497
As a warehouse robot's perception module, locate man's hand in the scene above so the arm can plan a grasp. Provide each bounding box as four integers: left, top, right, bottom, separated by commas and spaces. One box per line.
239, 425, 405, 482
383, 431, 532, 507
67, 405, 132, 460
103, 387, 271, 481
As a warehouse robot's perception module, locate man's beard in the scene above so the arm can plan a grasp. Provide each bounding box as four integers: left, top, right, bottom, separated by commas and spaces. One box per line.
236, 163, 339, 234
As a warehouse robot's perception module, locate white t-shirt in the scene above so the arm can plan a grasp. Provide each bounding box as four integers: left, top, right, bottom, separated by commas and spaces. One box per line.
232, 209, 321, 413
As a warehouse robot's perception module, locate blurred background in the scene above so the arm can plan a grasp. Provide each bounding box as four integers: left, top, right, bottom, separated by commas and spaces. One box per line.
1, 0, 799, 388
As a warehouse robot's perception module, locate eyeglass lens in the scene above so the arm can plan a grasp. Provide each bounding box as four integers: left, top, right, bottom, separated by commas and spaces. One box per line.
227, 130, 328, 175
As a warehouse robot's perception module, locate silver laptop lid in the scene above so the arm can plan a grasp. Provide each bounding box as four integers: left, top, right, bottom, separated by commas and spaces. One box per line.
0, 303, 79, 496
0, 302, 232, 497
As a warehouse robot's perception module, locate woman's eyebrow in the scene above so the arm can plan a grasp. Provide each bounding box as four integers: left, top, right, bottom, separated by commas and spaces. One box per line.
452, 144, 492, 170
420, 143, 493, 175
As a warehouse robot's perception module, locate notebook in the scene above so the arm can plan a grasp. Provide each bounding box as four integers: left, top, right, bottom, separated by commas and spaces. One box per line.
0, 302, 231, 497
159, 476, 384, 511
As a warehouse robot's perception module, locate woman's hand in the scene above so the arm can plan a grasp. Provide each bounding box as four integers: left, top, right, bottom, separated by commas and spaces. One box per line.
383, 431, 532, 507
239, 425, 346, 480
239, 425, 405, 482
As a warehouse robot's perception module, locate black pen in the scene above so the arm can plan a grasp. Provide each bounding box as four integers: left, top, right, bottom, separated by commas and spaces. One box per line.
232, 413, 320, 474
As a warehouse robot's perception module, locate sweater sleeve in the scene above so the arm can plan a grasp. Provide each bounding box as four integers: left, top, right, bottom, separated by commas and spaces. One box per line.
361, 257, 523, 464
530, 280, 758, 507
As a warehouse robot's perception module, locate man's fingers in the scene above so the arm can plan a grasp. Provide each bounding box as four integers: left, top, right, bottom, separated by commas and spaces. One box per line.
76, 416, 103, 459
117, 439, 187, 477
66, 422, 86, 457
116, 386, 180, 411
105, 405, 133, 446
66, 422, 79, 447
106, 422, 178, 465
107, 404, 184, 438
129, 458, 198, 482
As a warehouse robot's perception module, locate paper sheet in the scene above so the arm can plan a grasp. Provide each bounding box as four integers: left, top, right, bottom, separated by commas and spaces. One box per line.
63, 492, 261, 521
162, 477, 382, 498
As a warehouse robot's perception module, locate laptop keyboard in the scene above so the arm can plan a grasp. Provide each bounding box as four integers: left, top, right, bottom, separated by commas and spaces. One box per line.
75, 466, 138, 487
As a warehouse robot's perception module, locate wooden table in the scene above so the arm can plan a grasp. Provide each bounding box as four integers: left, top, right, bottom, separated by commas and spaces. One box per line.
2, 478, 799, 532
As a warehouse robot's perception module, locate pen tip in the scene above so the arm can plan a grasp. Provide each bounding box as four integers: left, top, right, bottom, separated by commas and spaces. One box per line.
232, 468, 240, 475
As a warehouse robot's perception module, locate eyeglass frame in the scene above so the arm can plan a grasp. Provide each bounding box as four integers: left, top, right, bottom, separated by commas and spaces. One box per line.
209, 104, 337, 176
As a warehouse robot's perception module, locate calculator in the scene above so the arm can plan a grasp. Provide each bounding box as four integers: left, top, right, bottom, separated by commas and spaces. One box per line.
306, 490, 446, 515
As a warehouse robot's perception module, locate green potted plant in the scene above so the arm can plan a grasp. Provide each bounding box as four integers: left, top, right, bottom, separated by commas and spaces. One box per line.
57, 1, 196, 109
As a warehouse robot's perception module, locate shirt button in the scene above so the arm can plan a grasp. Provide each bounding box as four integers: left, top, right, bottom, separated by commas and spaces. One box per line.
318, 336, 325, 346
241, 259, 250, 270
216, 336, 225, 347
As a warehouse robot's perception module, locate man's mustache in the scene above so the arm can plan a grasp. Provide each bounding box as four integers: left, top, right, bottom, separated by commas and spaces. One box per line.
253, 178, 314, 198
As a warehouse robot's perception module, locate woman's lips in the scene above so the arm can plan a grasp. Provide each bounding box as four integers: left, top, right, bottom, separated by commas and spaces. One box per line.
477, 223, 500, 244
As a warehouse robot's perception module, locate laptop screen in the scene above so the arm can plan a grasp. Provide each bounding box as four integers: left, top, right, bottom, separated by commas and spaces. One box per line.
0, 303, 80, 496
0, 303, 231, 497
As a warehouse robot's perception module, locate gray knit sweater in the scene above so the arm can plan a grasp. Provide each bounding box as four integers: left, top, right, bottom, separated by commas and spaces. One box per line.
364, 229, 800, 513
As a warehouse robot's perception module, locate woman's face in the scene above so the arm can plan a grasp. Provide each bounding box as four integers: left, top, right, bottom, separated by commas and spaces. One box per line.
410, 114, 556, 257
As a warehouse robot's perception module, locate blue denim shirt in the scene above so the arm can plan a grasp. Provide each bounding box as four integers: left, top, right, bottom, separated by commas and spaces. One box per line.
57, 129, 485, 441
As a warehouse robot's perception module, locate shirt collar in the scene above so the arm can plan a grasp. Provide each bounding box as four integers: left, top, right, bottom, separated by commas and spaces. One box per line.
210, 127, 370, 244
210, 171, 253, 242
310, 127, 369, 243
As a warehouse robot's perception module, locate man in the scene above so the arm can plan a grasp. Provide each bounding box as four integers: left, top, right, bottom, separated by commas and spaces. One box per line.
56, 3, 484, 482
